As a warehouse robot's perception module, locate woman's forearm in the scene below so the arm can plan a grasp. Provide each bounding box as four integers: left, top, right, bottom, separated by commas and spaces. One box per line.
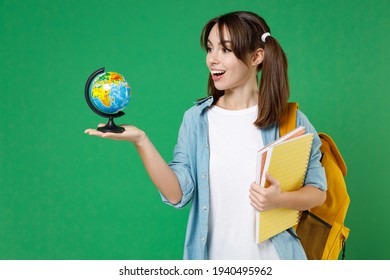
134, 132, 182, 205
277, 185, 326, 211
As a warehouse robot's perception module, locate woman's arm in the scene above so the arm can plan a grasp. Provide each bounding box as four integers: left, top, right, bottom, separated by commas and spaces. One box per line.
249, 110, 327, 212
84, 125, 183, 204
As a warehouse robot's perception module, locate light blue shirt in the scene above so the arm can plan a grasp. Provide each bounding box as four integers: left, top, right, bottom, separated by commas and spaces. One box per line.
162, 96, 327, 260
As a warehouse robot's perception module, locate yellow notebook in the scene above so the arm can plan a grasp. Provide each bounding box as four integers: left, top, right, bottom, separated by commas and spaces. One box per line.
256, 131, 314, 243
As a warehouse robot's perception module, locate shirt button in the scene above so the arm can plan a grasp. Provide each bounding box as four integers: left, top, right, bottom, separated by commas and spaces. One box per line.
201, 236, 206, 242
202, 173, 207, 179
202, 206, 208, 211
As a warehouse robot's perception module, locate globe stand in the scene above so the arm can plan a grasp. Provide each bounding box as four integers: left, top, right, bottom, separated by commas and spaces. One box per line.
97, 115, 125, 133
85, 67, 126, 133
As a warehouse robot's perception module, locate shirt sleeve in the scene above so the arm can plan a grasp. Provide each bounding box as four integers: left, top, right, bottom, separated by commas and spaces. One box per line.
160, 111, 195, 208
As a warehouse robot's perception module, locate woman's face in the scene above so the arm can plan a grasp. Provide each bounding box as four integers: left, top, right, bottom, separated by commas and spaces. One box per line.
206, 24, 257, 92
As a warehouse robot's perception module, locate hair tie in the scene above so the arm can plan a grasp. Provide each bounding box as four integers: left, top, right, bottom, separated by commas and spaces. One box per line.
261, 32, 271, 43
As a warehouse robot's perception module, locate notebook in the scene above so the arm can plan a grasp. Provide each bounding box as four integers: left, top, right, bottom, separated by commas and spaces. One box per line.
255, 130, 314, 243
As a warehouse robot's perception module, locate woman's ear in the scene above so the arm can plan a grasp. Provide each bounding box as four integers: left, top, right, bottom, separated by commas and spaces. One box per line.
252, 48, 264, 66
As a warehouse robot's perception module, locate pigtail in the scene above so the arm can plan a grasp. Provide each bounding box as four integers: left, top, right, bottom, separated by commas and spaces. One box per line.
255, 36, 290, 128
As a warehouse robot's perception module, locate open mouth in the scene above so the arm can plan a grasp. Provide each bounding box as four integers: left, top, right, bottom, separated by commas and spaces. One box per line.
211, 70, 226, 80
211, 70, 226, 76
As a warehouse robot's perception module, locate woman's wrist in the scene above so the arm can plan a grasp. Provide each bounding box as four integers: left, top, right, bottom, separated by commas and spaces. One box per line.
133, 130, 148, 148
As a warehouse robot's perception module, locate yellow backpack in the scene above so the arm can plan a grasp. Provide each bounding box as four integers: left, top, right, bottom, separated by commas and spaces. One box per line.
280, 102, 350, 260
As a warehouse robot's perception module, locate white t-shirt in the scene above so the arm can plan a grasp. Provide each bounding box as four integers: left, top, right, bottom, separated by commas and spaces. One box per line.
207, 104, 279, 260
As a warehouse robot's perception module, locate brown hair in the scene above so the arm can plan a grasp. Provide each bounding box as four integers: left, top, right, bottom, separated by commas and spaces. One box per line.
200, 11, 289, 128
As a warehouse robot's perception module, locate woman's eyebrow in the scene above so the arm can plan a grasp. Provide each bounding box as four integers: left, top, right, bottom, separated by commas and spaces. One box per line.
207, 39, 231, 46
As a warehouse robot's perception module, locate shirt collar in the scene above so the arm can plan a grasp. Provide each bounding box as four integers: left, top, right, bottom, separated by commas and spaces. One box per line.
194, 96, 214, 110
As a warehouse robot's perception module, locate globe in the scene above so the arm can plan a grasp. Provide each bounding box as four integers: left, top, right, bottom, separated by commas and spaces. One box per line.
85, 67, 132, 133
89, 71, 131, 114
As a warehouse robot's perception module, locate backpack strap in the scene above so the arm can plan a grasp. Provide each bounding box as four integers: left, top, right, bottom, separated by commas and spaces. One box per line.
279, 102, 299, 137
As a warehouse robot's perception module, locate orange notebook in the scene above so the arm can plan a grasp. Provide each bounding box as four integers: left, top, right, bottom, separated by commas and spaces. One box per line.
255, 128, 314, 243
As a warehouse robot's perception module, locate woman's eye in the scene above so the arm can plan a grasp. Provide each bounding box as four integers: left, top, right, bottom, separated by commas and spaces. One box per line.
222, 48, 232, 53
206, 47, 213, 52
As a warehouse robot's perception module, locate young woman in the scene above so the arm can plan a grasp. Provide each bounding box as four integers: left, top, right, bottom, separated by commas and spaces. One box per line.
85, 11, 327, 260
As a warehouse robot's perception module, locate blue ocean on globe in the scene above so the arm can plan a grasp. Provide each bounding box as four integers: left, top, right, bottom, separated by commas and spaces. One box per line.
89, 72, 131, 114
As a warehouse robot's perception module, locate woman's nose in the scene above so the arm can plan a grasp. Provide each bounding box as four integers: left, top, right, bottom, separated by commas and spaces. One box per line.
207, 51, 219, 64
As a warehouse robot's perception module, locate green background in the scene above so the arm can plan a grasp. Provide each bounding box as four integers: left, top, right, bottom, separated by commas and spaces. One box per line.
0, 0, 389, 260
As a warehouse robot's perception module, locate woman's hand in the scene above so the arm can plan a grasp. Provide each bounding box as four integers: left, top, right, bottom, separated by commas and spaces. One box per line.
84, 124, 146, 146
249, 172, 283, 212
249, 172, 327, 212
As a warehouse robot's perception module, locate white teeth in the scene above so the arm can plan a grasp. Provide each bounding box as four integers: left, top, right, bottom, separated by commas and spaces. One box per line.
211, 70, 226, 75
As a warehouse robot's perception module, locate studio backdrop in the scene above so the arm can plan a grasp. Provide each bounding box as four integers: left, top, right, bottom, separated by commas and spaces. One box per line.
0, 0, 389, 259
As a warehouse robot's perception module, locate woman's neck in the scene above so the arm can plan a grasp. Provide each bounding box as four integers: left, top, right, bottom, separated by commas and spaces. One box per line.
216, 87, 258, 110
